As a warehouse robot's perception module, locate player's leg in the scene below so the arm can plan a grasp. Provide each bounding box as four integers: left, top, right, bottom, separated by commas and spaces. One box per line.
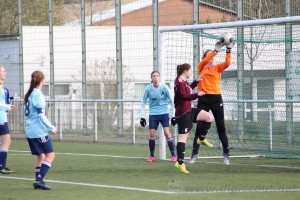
29, 136, 54, 190
37, 151, 55, 182
174, 112, 192, 173
190, 99, 210, 163
160, 114, 176, 161
195, 109, 214, 146
189, 109, 214, 163
175, 133, 189, 173
147, 115, 158, 162
0, 126, 13, 174
210, 95, 230, 165
34, 153, 45, 182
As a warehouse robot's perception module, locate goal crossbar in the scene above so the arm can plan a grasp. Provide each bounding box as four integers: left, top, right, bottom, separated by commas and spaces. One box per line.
158, 16, 300, 33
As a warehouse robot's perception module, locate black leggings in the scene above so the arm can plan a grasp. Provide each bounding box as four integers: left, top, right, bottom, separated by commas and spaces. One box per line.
197, 94, 229, 154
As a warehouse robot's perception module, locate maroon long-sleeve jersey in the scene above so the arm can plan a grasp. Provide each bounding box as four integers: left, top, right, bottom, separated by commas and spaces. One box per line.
174, 77, 199, 117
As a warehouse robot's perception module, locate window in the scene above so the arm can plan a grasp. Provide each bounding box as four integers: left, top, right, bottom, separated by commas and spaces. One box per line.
257, 79, 274, 108
42, 84, 69, 96
134, 83, 149, 100
55, 84, 70, 95
42, 85, 49, 96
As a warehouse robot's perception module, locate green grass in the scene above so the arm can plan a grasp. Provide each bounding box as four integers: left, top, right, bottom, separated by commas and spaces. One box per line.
1, 138, 299, 200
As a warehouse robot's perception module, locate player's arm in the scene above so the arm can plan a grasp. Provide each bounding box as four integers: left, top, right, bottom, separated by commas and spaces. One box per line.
140, 86, 149, 127
176, 82, 198, 101
33, 95, 55, 132
140, 86, 149, 119
190, 79, 200, 90
217, 40, 235, 72
37, 109, 55, 132
5, 88, 10, 104
216, 52, 231, 72
0, 102, 10, 112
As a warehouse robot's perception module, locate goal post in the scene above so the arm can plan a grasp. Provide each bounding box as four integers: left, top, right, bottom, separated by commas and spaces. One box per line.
157, 16, 300, 160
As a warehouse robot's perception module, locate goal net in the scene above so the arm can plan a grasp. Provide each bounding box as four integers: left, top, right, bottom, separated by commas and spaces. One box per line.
158, 16, 300, 160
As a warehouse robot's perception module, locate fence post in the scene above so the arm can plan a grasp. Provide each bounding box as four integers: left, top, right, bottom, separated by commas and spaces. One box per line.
131, 102, 135, 144
59, 102, 62, 141
94, 101, 97, 142
268, 102, 273, 151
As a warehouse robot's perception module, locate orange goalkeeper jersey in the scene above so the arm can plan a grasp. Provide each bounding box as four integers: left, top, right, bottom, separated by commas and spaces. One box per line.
197, 51, 231, 94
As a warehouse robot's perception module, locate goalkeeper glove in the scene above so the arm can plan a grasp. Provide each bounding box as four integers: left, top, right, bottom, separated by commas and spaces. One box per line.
140, 118, 146, 127
214, 41, 224, 53
226, 41, 235, 53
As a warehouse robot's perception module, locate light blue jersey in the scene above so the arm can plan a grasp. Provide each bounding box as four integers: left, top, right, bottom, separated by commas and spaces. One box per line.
25, 88, 55, 138
141, 83, 174, 118
0, 87, 10, 124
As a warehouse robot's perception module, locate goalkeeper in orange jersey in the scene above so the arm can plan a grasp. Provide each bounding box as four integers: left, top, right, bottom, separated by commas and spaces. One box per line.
189, 39, 235, 165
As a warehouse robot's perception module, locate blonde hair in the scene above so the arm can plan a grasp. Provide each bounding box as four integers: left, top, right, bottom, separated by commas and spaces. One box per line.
0, 64, 5, 88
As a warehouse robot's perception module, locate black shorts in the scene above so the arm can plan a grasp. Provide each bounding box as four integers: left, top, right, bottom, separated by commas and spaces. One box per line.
176, 108, 201, 134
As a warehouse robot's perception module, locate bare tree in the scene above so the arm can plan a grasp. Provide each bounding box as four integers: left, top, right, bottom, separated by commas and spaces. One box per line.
72, 58, 132, 132
0, 0, 63, 35
63, 0, 112, 25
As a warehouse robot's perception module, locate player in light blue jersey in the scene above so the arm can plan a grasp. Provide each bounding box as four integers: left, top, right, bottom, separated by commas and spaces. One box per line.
140, 71, 177, 162
24, 71, 57, 190
0, 65, 17, 174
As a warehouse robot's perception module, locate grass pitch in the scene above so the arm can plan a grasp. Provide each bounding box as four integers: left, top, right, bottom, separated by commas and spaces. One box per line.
0, 138, 299, 200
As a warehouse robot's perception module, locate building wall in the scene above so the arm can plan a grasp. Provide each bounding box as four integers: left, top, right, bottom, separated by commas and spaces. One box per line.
0, 38, 20, 97
95, 0, 235, 26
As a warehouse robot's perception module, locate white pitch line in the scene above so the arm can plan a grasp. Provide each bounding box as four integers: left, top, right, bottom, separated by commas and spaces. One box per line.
0, 176, 175, 194
1, 176, 299, 194
196, 160, 300, 170
10, 150, 144, 159
179, 188, 300, 193
10, 150, 300, 170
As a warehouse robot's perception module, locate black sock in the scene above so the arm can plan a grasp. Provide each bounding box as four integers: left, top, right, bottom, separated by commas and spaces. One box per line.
197, 121, 211, 140
176, 142, 185, 165
149, 138, 155, 157
167, 138, 175, 156
192, 135, 200, 155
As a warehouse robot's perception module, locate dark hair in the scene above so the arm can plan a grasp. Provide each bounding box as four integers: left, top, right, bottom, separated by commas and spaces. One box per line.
202, 49, 212, 59
177, 63, 191, 77
151, 70, 160, 77
24, 71, 45, 104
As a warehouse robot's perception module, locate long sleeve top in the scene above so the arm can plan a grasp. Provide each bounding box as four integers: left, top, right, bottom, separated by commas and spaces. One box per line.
25, 88, 55, 138
174, 77, 199, 117
198, 51, 231, 94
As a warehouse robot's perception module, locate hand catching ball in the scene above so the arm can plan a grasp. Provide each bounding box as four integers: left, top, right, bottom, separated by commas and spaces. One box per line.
219, 32, 234, 45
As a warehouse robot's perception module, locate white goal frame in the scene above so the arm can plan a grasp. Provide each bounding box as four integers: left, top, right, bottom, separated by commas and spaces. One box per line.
157, 16, 300, 160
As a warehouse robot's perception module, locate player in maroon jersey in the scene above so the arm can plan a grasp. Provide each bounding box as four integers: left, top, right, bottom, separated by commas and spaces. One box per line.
171, 63, 213, 174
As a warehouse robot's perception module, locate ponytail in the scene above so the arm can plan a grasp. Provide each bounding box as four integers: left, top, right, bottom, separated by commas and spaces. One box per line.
24, 71, 44, 104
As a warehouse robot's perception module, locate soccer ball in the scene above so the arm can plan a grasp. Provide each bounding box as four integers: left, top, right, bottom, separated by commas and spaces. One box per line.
219, 32, 234, 45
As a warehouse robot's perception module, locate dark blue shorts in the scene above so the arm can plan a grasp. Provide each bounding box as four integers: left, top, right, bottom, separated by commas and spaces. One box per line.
149, 113, 169, 130
0, 123, 10, 135
27, 135, 54, 155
